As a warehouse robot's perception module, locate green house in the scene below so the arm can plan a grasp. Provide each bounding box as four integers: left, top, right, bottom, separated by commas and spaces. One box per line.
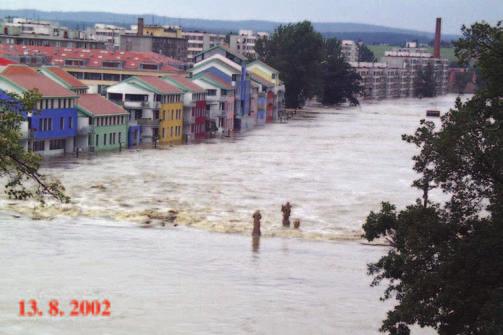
77, 94, 129, 152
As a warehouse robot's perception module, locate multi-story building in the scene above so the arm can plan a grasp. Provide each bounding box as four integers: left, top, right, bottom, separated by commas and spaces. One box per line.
0, 17, 106, 49
39, 66, 89, 95
382, 47, 449, 96
86, 24, 127, 49
0, 64, 79, 156
341, 40, 359, 63
119, 18, 188, 62
182, 31, 226, 64
162, 75, 208, 142
0, 44, 183, 94
106, 76, 182, 145
76, 94, 129, 152
191, 47, 253, 131
191, 68, 235, 136
247, 60, 285, 121
229, 30, 268, 59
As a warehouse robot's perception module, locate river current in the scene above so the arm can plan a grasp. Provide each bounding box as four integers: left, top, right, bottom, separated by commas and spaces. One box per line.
0, 95, 461, 334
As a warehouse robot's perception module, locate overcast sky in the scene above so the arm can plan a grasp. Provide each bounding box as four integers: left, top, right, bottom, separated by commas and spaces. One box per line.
3, 0, 502, 34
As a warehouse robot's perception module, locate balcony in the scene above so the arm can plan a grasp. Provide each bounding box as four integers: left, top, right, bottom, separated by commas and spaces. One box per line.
137, 118, 160, 127
78, 125, 95, 135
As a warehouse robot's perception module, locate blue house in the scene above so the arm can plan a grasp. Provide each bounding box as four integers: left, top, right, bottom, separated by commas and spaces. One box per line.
0, 65, 79, 156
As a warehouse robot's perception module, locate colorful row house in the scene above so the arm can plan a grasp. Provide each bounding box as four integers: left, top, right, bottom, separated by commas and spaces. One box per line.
0, 65, 79, 156
76, 94, 129, 152
247, 60, 285, 121
162, 75, 208, 142
106, 76, 183, 146
191, 69, 235, 136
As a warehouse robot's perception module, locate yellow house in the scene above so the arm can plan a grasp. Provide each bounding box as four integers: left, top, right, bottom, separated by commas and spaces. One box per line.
247, 60, 281, 86
160, 93, 184, 145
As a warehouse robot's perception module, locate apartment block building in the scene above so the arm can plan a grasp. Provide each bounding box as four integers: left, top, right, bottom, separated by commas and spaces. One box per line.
182, 31, 226, 64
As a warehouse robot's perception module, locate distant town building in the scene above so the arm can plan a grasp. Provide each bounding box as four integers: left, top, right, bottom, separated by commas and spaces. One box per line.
86, 23, 127, 49
341, 40, 359, 63
182, 31, 226, 64
0, 17, 106, 49
229, 30, 269, 59
0, 44, 183, 94
119, 18, 188, 62
350, 18, 449, 100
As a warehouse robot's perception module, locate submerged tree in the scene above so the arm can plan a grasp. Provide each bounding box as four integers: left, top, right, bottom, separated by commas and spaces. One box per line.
363, 21, 503, 335
414, 63, 436, 98
358, 43, 377, 62
255, 21, 324, 108
0, 90, 68, 204
320, 38, 362, 105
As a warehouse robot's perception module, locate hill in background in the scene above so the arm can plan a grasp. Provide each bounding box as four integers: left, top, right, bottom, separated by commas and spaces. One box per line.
0, 9, 460, 45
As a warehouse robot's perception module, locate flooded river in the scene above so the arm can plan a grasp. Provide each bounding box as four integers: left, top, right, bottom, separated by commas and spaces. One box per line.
0, 95, 460, 334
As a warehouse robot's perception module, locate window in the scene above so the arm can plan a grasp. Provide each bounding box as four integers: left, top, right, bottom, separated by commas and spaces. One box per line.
49, 139, 65, 150
162, 128, 165, 139
96, 134, 99, 147
118, 132, 122, 144
60, 117, 64, 129
170, 127, 173, 137
171, 110, 174, 120
68, 117, 73, 129
104, 134, 107, 146
33, 141, 45, 152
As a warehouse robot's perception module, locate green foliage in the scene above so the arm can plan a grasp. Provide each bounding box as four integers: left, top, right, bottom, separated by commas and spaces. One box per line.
320, 38, 362, 106
358, 43, 377, 62
363, 21, 503, 334
414, 63, 436, 98
0, 90, 69, 204
255, 21, 324, 108
255, 22, 362, 108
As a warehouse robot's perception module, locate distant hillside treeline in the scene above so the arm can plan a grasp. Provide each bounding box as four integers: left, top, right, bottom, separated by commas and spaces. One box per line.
0, 9, 460, 44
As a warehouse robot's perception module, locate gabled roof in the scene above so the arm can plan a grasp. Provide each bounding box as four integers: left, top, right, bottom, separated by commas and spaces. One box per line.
194, 45, 247, 62
192, 71, 234, 90
0, 57, 16, 66
119, 76, 182, 95
250, 72, 274, 88
162, 74, 206, 93
40, 66, 88, 90
191, 54, 242, 75
77, 94, 128, 117
247, 60, 279, 74
0, 64, 77, 98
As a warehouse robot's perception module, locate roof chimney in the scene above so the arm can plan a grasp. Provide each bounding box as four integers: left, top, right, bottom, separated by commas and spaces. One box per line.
137, 17, 144, 36
434, 17, 442, 58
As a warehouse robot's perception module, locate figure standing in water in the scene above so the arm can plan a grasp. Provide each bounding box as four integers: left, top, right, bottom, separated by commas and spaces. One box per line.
252, 210, 262, 237
293, 219, 301, 229
281, 202, 292, 227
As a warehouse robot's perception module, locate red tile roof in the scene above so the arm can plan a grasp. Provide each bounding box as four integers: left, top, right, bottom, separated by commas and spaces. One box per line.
0, 57, 16, 66
0, 64, 77, 97
77, 94, 128, 116
0, 44, 183, 73
42, 66, 88, 89
164, 74, 206, 93
136, 76, 182, 95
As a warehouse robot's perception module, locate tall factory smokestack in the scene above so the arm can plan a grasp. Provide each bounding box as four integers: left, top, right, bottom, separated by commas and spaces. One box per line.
434, 17, 442, 58
137, 17, 144, 36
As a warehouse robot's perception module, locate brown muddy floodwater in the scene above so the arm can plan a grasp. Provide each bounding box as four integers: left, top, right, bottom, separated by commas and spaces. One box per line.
0, 96, 462, 334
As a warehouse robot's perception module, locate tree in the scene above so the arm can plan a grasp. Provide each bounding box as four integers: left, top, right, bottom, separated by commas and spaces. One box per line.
414, 63, 436, 98
358, 43, 377, 62
0, 90, 68, 204
321, 38, 362, 105
453, 70, 473, 94
363, 21, 503, 335
255, 21, 324, 108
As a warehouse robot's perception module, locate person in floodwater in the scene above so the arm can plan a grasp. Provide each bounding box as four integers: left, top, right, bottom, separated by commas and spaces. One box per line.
281, 202, 292, 227
293, 219, 301, 229
252, 210, 262, 237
